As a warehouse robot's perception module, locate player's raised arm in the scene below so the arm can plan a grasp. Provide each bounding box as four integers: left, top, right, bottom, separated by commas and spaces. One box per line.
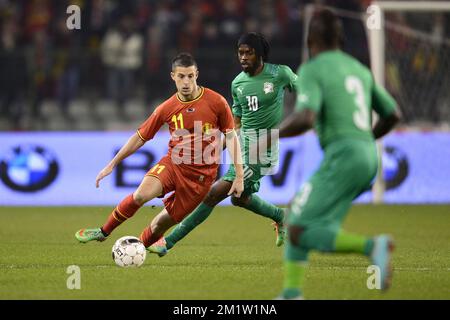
96, 133, 145, 188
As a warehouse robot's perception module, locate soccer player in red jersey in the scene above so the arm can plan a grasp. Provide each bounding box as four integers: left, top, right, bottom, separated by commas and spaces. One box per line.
75, 53, 244, 250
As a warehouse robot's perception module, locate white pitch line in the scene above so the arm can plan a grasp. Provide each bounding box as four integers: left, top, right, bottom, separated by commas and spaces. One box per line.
0, 265, 449, 271
309, 266, 450, 271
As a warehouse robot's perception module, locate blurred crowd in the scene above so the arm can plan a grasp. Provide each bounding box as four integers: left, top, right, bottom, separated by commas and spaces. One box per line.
384, 10, 450, 124
0, 0, 448, 130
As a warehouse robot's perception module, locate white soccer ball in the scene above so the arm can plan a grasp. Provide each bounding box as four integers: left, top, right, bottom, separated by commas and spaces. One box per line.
112, 236, 147, 268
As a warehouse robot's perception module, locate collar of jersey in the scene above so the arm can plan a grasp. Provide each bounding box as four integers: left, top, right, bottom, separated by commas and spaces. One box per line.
245, 63, 267, 78
176, 86, 205, 104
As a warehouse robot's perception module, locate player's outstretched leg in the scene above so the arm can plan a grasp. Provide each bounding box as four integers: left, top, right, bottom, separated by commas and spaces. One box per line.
231, 194, 286, 246
164, 203, 213, 250
75, 194, 142, 243
277, 222, 377, 299
75, 176, 162, 243
164, 180, 232, 251
147, 237, 168, 257
140, 209, 177, 257
371, 234, 395, 290
277, 225, 308, 300
75, 228, 107, 243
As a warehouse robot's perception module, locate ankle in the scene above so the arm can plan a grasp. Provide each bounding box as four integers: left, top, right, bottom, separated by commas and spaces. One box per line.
282, 288, 302, 299
364, 238, 375, 256
100, 227, 109, 237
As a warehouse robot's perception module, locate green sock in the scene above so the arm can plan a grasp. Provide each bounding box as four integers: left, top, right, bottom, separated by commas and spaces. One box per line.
282, 232, 308, 298
282, 260, 306, 298
334, 230, 374, 256
165, 202, 214, 250
242, 194, 284, 223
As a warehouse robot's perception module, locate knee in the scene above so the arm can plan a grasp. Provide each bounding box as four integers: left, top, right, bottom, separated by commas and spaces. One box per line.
288, 225, 305, 247
150, 220, 163, 235
203, 188, 224, 207
231, 195, 250, 207
133, 191, 149, 206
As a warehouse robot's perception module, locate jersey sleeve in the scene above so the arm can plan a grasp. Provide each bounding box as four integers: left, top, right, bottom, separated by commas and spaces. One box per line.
217, 96, 235, 133
231, 82, 242, 118
295, 64, 322, 113
371, 81, 397, 118
279, 65, 298, 92
137, 105, 166, 141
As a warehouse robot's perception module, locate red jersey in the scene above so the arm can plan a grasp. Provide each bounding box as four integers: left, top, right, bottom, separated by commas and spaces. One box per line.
137, 86, 234, 172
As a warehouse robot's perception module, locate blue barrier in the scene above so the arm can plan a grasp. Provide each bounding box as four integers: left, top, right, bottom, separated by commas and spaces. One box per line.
0, 131, 449, 205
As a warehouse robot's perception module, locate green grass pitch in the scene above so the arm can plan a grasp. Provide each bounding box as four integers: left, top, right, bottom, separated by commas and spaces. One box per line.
0, 205, 449, 299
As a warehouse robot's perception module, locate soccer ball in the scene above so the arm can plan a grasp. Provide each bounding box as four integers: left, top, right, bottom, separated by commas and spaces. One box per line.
112, 236, 146, 268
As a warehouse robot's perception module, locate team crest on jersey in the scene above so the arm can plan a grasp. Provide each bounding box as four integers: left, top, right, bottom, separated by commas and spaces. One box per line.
263, 82, 274, 94
202, 122, 213, 134
298, 93, 309, 103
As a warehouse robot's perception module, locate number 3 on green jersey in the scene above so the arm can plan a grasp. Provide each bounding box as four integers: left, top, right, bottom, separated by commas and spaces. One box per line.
345, 75, 370, 131
294, 50, 397, 149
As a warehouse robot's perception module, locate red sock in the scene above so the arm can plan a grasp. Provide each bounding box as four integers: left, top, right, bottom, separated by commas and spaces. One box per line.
102, 194, 142, 235
139, 226, 161, 247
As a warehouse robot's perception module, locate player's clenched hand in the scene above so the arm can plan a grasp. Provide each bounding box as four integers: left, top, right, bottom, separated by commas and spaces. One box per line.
95, 165, 113, 188
228, 177, 244, 198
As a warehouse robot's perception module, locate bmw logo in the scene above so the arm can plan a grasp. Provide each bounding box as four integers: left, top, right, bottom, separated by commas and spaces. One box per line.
382, 146, 409, 190
0, 145, 59, 192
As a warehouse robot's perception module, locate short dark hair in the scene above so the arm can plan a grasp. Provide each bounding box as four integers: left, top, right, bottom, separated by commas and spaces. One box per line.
308, 9, 344, 49
237, 32, 270, 62
172, 52, 197, 70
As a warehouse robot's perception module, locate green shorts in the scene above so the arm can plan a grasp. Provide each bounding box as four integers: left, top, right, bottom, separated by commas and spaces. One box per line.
287, 139, 379, 229
222, 163, 272, 196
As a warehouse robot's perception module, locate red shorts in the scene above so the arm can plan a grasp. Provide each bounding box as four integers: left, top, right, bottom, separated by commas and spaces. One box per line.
145, 155, 216, 223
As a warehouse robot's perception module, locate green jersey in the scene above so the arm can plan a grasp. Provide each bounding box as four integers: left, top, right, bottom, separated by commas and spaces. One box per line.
231, 63, 298, 130
227, 63, 297, 179
295, 50, 397, 149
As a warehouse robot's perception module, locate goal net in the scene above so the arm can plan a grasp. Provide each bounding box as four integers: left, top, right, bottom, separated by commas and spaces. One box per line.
372, 1, 450, 126
302, 2, 450, 126
302, 1, 450, 202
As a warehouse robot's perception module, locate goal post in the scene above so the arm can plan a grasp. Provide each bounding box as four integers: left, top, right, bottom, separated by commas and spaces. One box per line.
368, 1, 450, 203
368, 1, 450, 88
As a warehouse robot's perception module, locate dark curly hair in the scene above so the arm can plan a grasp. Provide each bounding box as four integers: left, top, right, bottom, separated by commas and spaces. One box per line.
237, 32, 270, 62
